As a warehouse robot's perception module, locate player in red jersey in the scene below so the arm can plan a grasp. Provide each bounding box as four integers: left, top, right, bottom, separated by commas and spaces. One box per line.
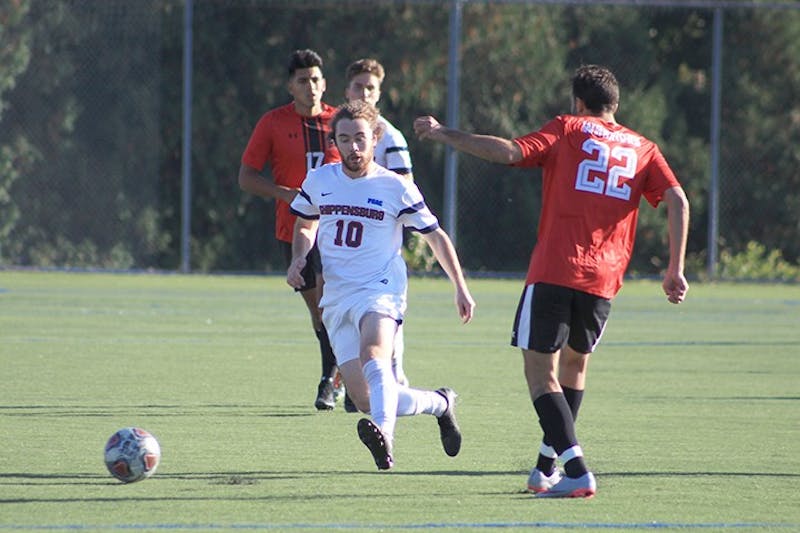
414, 65, 689, 498
239, 49, 342, 411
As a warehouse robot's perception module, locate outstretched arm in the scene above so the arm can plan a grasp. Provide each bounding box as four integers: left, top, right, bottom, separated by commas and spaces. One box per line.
287, 217, 319, 289
420, 228, 475, 323
413, 116, 523, 165
662, 186, 690, 304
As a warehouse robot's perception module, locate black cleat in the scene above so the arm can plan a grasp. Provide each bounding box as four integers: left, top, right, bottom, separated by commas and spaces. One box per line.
357, 418, 394, 470
314, 378, 336, 410
435, 388, 462, 457
343, 393, 358, 413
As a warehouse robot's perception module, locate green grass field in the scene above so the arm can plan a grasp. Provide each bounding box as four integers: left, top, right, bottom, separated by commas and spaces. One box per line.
1, 271, 798, 532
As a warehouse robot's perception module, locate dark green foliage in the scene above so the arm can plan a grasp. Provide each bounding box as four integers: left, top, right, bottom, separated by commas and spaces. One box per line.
1, 1, 798, 277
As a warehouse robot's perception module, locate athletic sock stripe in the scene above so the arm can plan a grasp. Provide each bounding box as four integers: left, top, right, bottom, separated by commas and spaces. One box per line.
559, 445, 583, 463
539, 443, 557, 459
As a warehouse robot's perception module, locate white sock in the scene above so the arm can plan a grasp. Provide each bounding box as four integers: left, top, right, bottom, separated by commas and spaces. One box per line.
362, 358, 398, 440
392, 324, 407, 385
396, 386, 447, 417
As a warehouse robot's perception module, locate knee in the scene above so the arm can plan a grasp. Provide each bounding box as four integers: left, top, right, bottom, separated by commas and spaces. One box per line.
523, 350, 560, 397
561, 350, 590, 375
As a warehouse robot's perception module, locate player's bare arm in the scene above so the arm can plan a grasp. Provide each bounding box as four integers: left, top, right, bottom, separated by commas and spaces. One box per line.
238, 163, 299, 205
413, 116, 523, 165
287, 217, 318, 289
420, 228, 475, 323
662, 185, 690, 304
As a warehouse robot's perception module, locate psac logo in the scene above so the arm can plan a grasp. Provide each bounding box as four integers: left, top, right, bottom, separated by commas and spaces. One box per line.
367, 198, 383, 207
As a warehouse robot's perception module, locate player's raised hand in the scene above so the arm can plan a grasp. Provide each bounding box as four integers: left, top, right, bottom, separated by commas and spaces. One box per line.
413, 116, 443, 140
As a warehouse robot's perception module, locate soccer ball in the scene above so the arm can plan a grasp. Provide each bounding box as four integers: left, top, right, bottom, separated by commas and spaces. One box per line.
104, 427, 161, 483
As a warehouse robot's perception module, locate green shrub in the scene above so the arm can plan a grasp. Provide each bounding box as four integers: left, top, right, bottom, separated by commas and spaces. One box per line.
402, 232, 437, 272
717, 241, 800, 282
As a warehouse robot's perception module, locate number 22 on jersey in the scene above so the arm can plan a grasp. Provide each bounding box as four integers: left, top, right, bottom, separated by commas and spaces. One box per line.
574, 138, 637, 201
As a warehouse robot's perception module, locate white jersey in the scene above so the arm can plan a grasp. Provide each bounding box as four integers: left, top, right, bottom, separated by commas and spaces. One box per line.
375, 116, 412, 175
290, 162, 438, 308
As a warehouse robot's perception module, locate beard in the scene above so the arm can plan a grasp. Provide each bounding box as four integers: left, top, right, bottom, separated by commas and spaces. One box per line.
343, 153, 370, 174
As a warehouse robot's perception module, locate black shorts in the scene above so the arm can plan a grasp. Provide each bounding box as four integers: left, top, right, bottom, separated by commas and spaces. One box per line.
511, 282, 611, 354
279, 240, 322, 292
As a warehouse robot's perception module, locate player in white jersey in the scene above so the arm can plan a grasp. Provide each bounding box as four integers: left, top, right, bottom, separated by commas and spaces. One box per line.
288, 100, 474, 470
345, 58, 414, 392
293, 164, 426, 309
374, 115, 413, 176
346, 58, 413, 178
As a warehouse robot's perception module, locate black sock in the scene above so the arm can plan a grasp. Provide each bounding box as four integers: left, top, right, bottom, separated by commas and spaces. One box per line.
562, 457, 587, 479
535, 450, 558, 476
562, 386, 584, 420
533, 392, 587, 478
315, 326, 337, 381
536, 386, 584, 474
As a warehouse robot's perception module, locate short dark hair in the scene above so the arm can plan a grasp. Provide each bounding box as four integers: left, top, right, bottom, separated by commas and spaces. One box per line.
288, 49, 323, 78
572, 65, 619, 113
331, 100, 380, 137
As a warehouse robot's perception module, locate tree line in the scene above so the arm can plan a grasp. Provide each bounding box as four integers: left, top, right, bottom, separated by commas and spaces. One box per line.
1, 1, 798, 277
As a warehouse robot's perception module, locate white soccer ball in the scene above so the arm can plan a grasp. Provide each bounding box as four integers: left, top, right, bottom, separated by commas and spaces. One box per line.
104, 427, 161, 483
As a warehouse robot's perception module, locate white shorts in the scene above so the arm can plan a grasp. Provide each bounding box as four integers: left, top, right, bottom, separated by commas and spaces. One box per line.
321, 290, 406, 365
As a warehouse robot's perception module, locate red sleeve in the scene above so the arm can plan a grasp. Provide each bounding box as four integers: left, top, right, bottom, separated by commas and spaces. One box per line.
642, 146, 680, 208
241, 113, 272, 171
511, 117, 565, 168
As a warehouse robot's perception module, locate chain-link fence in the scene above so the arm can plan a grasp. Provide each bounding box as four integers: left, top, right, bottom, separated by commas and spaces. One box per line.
2, 0, 798, 278
1, 1, 166, 268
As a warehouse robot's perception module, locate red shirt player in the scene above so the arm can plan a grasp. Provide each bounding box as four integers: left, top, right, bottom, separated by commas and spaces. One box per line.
238, 49, 341, 411
513, 114, 680, 299
414, 65, 689, 498
241, 102, 339, 243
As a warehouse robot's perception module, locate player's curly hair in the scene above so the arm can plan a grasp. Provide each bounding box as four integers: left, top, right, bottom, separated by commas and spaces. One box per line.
330, 100, 381, 138
572, 65, 619, 114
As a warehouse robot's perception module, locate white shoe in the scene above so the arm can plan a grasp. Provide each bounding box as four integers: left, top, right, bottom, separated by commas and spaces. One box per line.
536, 472, 596, 498
527, 468, 562, 494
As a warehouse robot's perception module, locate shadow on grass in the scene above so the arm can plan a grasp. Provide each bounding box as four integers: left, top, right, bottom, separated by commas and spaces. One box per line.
604, 340, 798, 347
5, 469, 799, 480
0, 404, 316, 418
599, 471, 800, 478
4, 468, 800, 506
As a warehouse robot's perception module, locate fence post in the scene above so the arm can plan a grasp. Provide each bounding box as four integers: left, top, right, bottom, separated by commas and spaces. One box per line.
708, 6, 723, 279
180, 0, 194, 273
443, 0, 463, 244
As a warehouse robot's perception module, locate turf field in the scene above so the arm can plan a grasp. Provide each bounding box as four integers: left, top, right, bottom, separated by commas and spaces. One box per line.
1, 271, 798, 532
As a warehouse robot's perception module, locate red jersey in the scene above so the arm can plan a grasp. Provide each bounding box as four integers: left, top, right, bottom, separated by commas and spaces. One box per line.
241, 102, 341, 242
513, 114, 680, 299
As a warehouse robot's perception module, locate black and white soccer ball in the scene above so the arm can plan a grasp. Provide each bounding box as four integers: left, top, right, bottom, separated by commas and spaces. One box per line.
104, 427, 161, 483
